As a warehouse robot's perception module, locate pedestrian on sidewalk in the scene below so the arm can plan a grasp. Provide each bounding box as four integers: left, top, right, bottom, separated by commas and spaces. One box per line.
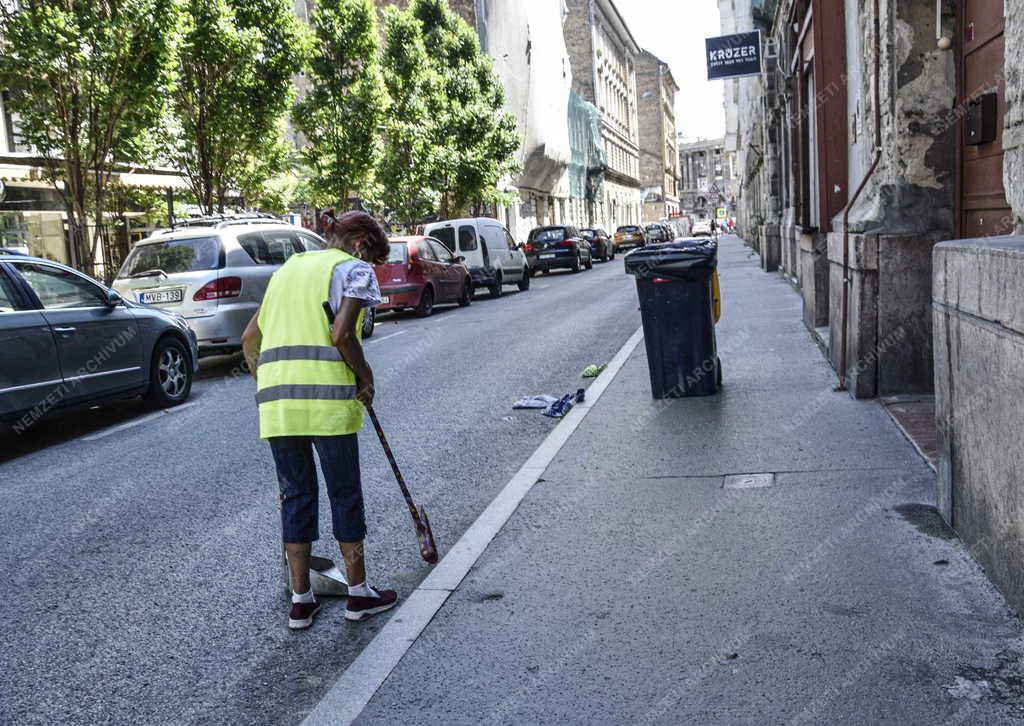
241, 211, 399, 630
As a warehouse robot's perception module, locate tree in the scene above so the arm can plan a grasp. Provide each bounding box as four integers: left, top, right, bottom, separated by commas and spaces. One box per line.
293, 0, 387, 209
0, 0, 177, 270
410, 0, 519, 218
171, 0, 305, 214
377, 6, 441, 225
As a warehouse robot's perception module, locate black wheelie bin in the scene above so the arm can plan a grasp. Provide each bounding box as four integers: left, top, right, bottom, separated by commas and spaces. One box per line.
624, 238, 721, 398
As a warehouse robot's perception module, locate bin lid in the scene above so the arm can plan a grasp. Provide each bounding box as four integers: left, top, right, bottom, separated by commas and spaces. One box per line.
623, 238, 717, 281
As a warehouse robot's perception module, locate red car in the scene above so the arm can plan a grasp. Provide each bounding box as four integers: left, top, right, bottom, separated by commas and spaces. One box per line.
375, 236, 473, 317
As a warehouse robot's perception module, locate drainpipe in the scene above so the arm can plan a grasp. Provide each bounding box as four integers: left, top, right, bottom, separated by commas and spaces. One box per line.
837, 0, 882, 392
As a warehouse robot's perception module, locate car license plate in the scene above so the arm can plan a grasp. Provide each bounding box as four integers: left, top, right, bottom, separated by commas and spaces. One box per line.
379, 296, 390, 304
540, 253, 556, 259
140, 288, 184, 304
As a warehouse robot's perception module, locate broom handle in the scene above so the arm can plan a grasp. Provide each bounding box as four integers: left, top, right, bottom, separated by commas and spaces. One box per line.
367, 406, 419, 519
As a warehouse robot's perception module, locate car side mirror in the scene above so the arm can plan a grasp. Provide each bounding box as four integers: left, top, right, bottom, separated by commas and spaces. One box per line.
454, 255, 466, 264
105, 289, 122, 307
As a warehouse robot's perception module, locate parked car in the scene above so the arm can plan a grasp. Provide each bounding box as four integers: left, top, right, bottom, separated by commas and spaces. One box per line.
0, 253, 199, 423
112, 217, 347, 355
645, 224, 670, 243
613, 225, 647, 250
374, 236, 472, 317
580, 228, 615, 262
524, 225, 594, 274
691, 219, 714, 236
422, 217, 530, 298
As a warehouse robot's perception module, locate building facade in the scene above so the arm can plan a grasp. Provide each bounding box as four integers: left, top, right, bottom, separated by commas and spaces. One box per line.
636, 50, 679, 223
724, 0, 1024, 615
418, 0, 577, 242
564, 0, 643, 231
678, 137, 735, 223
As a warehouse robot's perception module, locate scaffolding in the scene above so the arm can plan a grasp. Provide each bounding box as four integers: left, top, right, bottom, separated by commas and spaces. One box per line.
568, 91, 607, 205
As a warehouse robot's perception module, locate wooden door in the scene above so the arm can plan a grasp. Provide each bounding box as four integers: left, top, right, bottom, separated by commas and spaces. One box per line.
957, 0, 1011, 237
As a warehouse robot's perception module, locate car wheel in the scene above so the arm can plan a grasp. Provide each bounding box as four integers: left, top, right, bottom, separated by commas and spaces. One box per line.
361, 306, 375, 338
584, 252, 593, 270
517, 268, 530, 291
458, 280, 473, 307
146, 336, 192, 408
488, 273, 503, 299
414, 286, 434, 317
571, 254, 582, 273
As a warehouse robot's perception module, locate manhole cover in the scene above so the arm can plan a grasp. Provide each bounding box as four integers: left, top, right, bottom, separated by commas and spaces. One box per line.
723, 473, 775, 489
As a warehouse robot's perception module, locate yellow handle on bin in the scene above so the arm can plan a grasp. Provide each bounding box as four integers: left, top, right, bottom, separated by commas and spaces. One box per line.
712, 270, 721, 323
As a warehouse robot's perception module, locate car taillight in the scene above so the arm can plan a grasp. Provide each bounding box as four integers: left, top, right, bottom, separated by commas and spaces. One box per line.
193, 277, 242, 301
559, 239, 574, 247
525, 242, 534, 253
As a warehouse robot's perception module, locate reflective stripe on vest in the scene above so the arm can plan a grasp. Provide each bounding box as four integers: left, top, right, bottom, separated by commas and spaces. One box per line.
258, 345, 344, 365
255, 383, 358, 404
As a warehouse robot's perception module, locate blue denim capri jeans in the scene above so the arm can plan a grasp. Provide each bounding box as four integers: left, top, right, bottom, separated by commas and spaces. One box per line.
268, 434, 367, 543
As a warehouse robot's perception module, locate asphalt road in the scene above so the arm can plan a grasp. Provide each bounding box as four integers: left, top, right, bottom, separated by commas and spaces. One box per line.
0, 257, 641, 725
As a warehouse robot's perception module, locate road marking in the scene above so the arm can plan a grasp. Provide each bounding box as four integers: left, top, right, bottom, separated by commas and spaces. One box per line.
302, 324, 645, 726
82, 401, 199, 441
367, 330, 408, 344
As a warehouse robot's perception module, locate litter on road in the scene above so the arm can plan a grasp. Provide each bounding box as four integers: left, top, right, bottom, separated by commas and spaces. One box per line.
581, 364, 608, 378
542, 389, 586, 418
513, 395, 559, 409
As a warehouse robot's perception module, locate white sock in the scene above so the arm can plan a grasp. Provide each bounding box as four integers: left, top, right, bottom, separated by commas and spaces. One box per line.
292, 589, 315, 604
348, 581, 379, 598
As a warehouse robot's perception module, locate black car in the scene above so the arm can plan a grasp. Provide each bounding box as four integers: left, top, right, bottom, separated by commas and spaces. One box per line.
525, 225, 594, 274
0, 254, 199, 425
580, 228, 615, 262
645, 224, 670, 243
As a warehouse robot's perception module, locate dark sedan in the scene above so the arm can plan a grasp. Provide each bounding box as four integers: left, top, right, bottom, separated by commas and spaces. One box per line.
580, 228, 615, 262
0, 254, 198, 426
525, 225, 593, 274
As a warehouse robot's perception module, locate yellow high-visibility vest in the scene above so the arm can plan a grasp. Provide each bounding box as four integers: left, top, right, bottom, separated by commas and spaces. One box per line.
256, 248, 366, 439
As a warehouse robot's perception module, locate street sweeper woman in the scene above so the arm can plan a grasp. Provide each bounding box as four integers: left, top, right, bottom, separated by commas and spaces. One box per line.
241, 210, 399, 630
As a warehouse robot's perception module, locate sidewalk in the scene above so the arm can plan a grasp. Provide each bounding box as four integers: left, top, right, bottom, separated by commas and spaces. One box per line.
335, 236, 1023, 724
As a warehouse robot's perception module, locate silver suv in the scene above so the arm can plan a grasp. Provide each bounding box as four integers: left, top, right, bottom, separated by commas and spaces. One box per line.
113, 217, 338, 356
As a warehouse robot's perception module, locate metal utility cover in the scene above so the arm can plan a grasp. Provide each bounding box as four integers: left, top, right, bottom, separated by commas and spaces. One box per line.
723, 473, 775, 489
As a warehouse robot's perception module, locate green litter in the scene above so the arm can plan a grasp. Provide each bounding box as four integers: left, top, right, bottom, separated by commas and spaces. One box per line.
581, 364, 608, 378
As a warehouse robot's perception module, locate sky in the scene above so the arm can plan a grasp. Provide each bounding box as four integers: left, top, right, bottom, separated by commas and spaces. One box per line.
616, 0, 726, 142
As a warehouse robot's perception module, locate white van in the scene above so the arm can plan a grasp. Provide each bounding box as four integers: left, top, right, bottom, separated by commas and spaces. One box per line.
422, 217, 530, 298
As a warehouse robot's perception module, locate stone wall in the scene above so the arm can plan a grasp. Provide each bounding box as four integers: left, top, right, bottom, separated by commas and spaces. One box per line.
563, 0, 595, 103
1003, 0, 1024, 234
934, 236, 1024, 615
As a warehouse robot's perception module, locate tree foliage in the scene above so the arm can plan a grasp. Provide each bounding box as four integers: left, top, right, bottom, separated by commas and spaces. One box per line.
170, 0, 305, 214
293, 0, 388, 209
0, 0, 177, 269
377, 6, 441, 225
410, 0, 520, 218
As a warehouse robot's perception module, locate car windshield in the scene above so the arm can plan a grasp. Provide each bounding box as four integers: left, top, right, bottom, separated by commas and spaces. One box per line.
618, 226, 640, 233
580, 229, 596, 239
531, 228, 566, 242
119, 236, 221, 277
386, 242, 408, 263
